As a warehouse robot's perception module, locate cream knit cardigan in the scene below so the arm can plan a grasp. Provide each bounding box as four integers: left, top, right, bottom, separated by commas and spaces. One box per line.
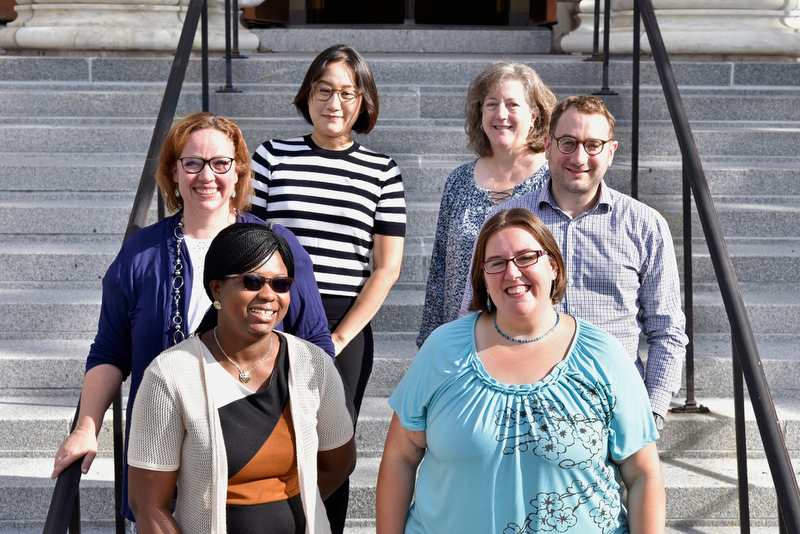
128, 334, 353, 534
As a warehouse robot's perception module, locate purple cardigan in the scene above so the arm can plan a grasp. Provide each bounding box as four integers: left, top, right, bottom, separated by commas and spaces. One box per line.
85, 211, 333, 520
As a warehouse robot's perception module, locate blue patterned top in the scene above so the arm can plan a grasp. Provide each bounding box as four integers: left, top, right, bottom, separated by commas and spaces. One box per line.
458, 180, 688, 418
416, 160, 549, 347
391, 314, 658, 534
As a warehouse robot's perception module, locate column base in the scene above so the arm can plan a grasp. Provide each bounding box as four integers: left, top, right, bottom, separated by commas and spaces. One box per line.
560, 0, 800, 56
0, 1, 259, 52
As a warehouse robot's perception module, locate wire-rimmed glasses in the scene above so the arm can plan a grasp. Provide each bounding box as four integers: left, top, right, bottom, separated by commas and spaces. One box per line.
312, 84, 362, 102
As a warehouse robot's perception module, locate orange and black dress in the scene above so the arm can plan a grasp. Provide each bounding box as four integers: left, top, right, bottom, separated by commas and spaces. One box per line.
215, 337, 306, 533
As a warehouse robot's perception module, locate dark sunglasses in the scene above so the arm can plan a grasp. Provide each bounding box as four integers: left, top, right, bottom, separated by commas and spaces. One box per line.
223, 274, 294, 293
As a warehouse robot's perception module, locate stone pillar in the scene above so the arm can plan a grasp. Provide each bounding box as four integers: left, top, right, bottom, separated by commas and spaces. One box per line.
560, 0, 800, 56
0, 0, 260, 53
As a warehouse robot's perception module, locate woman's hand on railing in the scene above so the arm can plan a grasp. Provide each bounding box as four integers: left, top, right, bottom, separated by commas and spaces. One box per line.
51, 427, 97, 479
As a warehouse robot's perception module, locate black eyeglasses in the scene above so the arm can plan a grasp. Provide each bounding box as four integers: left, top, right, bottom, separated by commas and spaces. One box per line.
482, 250, 548, 274
178, 156, 235, 174
312, 84, 362, 102
552, 136, 613, 156
224, 274, 294, 293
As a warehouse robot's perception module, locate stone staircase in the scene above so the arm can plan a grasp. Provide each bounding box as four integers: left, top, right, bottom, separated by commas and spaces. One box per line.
1, 31, 799, 533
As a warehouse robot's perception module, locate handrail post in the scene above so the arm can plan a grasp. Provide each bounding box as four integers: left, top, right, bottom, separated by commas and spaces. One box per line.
231, 0, 247, 59
593, 0, 617, 96
404, 0, 414, 24
586, 0, 602, 61
732, 339, 751, 534
202, 0, 209, 112
671, 164, 708, 417
217, 0, 241, 93
630, 0, 640, 200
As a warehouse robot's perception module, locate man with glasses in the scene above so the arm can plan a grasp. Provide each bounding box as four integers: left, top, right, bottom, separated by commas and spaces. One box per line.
461, 95, 687, 430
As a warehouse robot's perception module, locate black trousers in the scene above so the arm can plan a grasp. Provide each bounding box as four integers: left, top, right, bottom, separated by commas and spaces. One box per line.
321, 297, 373, 534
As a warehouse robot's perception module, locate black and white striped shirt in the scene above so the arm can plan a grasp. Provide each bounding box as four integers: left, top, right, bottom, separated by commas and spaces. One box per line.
251, 136, 406, 298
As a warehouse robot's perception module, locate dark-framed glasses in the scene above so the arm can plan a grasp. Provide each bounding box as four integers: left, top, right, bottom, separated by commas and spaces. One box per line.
553, 135, 613, 156
312, 84, 362, 102
224, 273, 294, 293
482, 250, 549, 274
178, 156, 235, 174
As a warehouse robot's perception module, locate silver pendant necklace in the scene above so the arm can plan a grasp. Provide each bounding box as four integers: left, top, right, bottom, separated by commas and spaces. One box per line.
213, 327, 274, 383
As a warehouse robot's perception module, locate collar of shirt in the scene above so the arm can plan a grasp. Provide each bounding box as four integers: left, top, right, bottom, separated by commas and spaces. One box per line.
539, 178, 613, 220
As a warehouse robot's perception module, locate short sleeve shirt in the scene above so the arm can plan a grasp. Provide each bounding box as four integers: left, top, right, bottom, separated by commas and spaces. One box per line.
390, 314, 658, 534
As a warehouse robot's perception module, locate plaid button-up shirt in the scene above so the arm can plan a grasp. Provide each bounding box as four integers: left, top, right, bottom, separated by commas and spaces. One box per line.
460, 179, 687, 418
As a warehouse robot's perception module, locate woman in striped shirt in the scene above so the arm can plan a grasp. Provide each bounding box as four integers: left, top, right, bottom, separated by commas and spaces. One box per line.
250, 44, 406, 533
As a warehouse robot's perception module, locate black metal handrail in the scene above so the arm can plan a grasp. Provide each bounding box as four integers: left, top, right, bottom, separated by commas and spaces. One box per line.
43, 0, 211, 531
625, 0, 800, 530
42, 401, 82, 534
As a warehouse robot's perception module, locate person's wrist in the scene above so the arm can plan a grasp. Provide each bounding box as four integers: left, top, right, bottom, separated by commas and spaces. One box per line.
653, 412, 665, 431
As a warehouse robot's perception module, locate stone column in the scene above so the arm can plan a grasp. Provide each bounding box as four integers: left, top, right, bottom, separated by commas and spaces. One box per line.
0, 0, 260, 53
560, 0, 800, 56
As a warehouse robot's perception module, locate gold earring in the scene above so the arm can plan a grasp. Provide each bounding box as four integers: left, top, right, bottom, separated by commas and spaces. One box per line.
213, 300, 222, 310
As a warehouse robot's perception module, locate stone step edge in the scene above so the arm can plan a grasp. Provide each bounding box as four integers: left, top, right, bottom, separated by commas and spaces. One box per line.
1, 283, 800, 303
1, 455, 793, 488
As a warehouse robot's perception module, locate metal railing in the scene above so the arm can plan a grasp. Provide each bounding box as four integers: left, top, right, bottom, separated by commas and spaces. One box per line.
592, 0, 800, 531
42, 0, 212, 529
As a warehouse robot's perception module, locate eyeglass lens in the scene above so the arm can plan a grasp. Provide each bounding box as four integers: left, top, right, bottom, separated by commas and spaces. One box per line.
483, 251, 547, 274
556, 136, 608, 155
241, 274, 294, 293
314, 85, 360, 102
179, 157, 234, 174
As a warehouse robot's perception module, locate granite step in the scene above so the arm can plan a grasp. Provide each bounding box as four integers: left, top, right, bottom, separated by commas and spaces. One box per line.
3, 54, 799, 89
2, 282, 800, 339
371, 283, 800, 335
363, 333, 800, 400
680, 238, 800, 285
0, 197, 133, 236
2, 329, 798, 397
398, 237, 800, 286
3, 84, 800, 122
0, 455, 790, 527
2, 120, 800, 160
1, 154, 797, 212
409, 198, 800, 239
356, 395, 800, 457
657, 200, 800, 239
0, 235, 120, 282
15, 392, 795, 461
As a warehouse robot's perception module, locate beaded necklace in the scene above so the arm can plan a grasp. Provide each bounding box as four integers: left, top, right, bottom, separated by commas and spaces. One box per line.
494, 311, 560, 344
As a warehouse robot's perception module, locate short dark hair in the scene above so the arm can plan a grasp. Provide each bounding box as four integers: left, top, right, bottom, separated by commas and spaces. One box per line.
156, 112, 254, 214
294, 44, 379, 134
195, 223, 295, 335
465, 61, 557, 157
468, 208, 566, 313
549, 95, 616, 139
